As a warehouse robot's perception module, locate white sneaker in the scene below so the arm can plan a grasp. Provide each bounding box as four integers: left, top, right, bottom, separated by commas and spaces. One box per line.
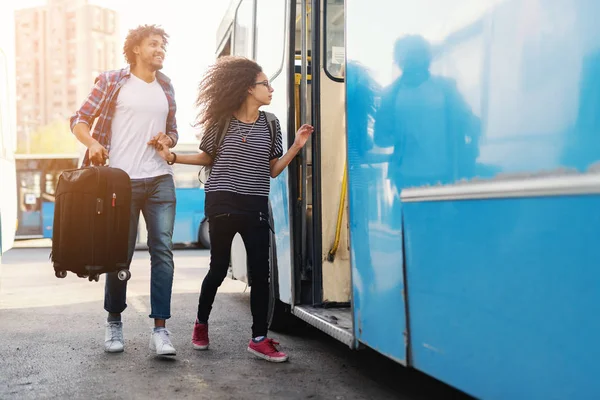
104, 321, 124, 353
150, 328, 176, 356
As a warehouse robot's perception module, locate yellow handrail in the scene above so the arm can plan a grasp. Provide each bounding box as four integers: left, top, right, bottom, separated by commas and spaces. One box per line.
327, 163, 347, 262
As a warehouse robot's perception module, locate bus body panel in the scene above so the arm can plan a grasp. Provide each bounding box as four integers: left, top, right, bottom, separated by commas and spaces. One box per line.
345, 3, 409, 365
265, 22, 295, 305
270, 167, 294, 304
403, 195, 600, 400
42, 201, 54, 239
1, 47, 17, 256
347, 0, 600, 398
0, 156, 17, 254
172, 187, 206, 245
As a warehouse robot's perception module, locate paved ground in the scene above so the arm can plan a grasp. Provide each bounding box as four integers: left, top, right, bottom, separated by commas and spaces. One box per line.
0, 246, 472, 400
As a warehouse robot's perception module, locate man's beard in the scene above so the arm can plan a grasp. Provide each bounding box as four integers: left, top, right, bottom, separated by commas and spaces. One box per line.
143, 55, 164, 71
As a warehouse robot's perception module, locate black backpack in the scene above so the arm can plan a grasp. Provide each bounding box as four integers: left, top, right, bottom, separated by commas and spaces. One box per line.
199, 111, 278, 184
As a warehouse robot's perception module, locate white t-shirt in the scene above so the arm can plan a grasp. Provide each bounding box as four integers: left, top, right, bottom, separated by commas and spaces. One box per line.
109, 73, 173, 179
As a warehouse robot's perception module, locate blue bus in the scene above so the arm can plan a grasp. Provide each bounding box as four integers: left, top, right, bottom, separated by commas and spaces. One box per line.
217, 0, 600, 399
0, 46, 17, 260
15, 153, 79, 240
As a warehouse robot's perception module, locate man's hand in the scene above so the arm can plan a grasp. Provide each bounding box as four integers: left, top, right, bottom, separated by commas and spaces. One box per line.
88, 141, 108, 166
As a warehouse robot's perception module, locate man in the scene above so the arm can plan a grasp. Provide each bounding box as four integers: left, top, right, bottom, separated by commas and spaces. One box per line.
70, 24, 178, 356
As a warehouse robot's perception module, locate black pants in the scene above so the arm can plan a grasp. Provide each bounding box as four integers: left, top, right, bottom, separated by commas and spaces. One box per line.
197, 213, 270, 338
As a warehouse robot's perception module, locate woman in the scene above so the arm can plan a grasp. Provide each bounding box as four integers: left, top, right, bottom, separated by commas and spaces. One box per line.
151, 56, 313, 362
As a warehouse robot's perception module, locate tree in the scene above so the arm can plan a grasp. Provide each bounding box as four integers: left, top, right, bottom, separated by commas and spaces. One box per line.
17, 119, 78, 154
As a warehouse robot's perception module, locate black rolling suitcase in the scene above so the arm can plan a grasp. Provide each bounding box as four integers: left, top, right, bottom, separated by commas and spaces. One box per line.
51, 166, 132, 282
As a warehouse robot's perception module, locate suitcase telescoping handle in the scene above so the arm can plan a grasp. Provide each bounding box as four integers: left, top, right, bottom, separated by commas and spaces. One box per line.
96, 193, 116, 215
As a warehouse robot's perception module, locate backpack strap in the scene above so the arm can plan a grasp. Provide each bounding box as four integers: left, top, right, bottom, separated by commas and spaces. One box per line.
212, 117, 231, 158
263, 111, 278, 155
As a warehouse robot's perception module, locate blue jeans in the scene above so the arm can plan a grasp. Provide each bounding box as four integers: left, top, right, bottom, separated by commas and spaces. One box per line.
104, 174, 176, 320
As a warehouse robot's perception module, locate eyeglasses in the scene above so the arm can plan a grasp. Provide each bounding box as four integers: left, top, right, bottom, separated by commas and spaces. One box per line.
254, 80, 272, 89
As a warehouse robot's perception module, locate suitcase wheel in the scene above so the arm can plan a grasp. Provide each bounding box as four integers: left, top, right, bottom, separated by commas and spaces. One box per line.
117, 269, 131, 282
88, 274, 100, 282
55, 270, 67, 279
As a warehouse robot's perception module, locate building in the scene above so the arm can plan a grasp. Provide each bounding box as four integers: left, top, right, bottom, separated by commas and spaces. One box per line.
14, 0, 120, 151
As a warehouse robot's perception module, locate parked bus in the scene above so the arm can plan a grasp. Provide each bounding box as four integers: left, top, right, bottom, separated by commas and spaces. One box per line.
0, 47, 17, 260
15, 153, 79, 239
217, 1, 600, 399
18, 144, 210, 248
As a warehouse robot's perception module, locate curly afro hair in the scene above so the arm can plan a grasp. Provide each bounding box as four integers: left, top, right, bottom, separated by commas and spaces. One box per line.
123, 24, 169, 65
195, 56, 263, 134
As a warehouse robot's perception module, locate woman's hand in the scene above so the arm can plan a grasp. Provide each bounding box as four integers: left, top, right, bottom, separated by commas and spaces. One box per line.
293, 124, 314, 149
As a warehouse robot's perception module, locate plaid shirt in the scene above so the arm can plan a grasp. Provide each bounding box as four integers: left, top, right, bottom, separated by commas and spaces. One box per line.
70, 66, 178, 167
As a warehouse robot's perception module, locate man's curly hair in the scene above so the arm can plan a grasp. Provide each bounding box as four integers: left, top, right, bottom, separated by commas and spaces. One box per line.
123, 24, 169, 65
195, 56, 263, 134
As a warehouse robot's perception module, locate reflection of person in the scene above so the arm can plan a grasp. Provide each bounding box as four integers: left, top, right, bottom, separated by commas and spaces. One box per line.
151, 56, 313, 363
70, 25, 178, 356
345, 60, 380, 292
562, 50, 600, 170
374, 35, 480, 190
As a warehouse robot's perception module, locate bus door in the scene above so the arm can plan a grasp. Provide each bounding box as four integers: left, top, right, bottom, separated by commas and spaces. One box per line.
15, 160, 43, 239
14, 156, 77, 239
344, 0, 409, 364
216, 0, 295, 299
289, 0, 355, 349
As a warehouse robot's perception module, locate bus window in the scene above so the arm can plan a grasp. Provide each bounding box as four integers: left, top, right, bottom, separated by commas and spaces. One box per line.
16, 169, 42, 237
325, 0, 345, 80
233, 0, 254, 58
218, 36, 232, 58
256, 0, 286, 79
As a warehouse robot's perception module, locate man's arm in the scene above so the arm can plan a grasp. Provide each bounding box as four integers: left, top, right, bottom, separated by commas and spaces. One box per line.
165, 83, 178, 148
70, 73, 109, 164
70, 73, 107, 134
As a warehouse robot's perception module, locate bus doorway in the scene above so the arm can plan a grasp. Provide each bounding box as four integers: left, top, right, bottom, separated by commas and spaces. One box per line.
289, 0, 354, 346
15, 154, 78, 239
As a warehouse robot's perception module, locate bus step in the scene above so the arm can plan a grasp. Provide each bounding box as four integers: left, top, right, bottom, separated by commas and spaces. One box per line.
293, 305, 354, 348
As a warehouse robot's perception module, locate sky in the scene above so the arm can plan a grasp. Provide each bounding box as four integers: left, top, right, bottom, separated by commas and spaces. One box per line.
0, 0, 231, 144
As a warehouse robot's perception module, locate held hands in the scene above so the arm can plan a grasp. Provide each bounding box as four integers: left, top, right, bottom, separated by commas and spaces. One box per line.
148, 132, 173, 150
293, 124, 314, 149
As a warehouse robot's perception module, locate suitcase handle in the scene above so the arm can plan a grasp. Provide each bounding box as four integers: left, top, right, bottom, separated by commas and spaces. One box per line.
96, 198, 103, 215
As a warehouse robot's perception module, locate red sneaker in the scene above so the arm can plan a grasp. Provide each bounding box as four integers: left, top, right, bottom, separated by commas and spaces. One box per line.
247, 338, 289, 362
192, 322, 209, 350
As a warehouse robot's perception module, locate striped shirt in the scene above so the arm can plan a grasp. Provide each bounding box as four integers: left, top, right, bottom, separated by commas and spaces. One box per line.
199, 111, 284, 216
